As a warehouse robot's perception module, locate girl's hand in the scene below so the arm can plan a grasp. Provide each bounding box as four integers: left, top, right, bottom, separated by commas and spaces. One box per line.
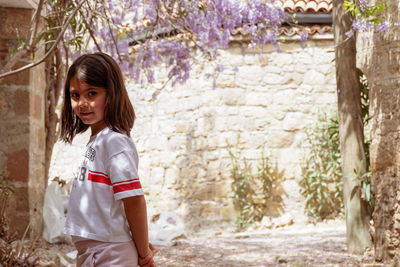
139, 243, 158, 267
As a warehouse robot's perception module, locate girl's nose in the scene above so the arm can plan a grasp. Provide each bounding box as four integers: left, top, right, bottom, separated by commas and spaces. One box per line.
78, 98, 89, 108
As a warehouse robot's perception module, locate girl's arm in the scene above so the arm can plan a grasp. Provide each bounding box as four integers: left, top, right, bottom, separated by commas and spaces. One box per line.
123, 196, 156, 267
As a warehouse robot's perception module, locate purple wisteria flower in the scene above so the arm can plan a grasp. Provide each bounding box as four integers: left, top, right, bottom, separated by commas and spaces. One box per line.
352, 19, 363, 32
300, 31, 308, 42
345, 30, 354, 38
376, 22, 389, 34
63, 0, 285, 84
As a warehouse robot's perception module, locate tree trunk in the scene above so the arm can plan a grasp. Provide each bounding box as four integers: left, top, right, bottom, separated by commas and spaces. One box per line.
333, 0, 371, 254
44, 48, 63, 183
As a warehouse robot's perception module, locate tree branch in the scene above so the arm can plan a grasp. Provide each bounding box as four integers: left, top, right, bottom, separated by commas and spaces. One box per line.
79, 9, 102, 52
0, 0, 88, 80
27, 0, 45, 51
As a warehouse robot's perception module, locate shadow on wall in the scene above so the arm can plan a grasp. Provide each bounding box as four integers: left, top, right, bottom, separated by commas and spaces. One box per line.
172, 114, 286, 230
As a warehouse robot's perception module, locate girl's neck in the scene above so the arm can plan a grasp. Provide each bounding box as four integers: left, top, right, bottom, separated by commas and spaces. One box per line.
90, 122, 107, 137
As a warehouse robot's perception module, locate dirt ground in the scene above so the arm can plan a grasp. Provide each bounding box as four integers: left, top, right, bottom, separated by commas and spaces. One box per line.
34, 219, 387, 267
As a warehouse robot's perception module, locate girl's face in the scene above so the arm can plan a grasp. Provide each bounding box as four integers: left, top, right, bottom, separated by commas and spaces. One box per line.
70, 75, 107, 136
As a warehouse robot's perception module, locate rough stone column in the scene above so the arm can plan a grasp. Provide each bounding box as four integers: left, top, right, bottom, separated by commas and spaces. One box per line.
357, 0, 400, 264
0, 6, 46, 238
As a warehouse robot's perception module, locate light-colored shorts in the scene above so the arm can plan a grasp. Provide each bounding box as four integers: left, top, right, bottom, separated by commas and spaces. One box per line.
74, 239, 138, 267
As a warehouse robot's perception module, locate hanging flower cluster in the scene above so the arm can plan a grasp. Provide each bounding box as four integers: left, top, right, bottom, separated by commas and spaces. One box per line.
343, 0, 390, 39
60, 0, 285, 85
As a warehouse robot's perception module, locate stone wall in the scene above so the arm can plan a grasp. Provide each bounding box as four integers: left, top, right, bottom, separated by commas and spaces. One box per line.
357, 0, 400, 263
0, 6, 46, 237
50, 37, 337, 230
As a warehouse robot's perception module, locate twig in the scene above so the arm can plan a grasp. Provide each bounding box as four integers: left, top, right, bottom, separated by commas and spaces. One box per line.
152, 75, 173, 100
0, 0, 88, 80
103, 4, 123, 62
80, 9, 102, 52
27, 0, 45, 51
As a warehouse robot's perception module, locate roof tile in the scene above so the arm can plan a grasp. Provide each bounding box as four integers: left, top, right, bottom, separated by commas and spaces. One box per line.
277, 0, 332, 13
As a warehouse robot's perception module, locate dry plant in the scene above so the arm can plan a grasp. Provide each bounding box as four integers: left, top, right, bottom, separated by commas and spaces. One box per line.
0, 173, 38, 267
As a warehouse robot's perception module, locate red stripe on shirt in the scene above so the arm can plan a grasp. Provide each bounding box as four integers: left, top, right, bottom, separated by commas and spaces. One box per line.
89, 170, 109, 177
113, 181, 142, 194
88, 172, 112, 185
113, 178, 140, 185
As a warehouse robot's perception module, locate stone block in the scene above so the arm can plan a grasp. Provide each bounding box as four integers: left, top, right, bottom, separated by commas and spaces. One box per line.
7, 213, 29, 238
150, 167, 164, 184
282, 113, 307, 132
267, 131, 295, 148
236, 65, 264, 86
146, 135, 168, 151
220, 203, 236, 220
206, 163, 220, 178
180, 167, 198, 179
7, 149, 29, 182
271, 110, 286, 121
0, 90, 9, 115
14, 186, 29, 212
200, 200, 218, 216
219, 48, 244, 66
150, 151, 177, 168
215, 105, 239, 116
1, 68, 30, 86
216, 72, 235, 88
271, 94, 290, 107
197, 117, 215, 133
241, 106, 269, 118
176, 124, 187, 133
294, 64, 308, 74
192, 183, 216, 201
225, 116, 248, 131
14, 90, 29, 115
244, 54, 259, 65
253, 117, 272, 131
0, 8, 33, 39
215, 180, 231, 198
197, 167, 207, 179
165, 166, 179, 184
271, 53, 294, 66
30, 93, 42, 120
193, 137, 207, 150
158, 120, 176, 135
303, 69, 326, 85
222, 89, 245, 106
284, 72, 303, 86
245, 92, 272, 107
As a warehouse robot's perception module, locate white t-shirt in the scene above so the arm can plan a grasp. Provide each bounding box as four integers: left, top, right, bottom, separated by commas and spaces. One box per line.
64, 127, 144, 242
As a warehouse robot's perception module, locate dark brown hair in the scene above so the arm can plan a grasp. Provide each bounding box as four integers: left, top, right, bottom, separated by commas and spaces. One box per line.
60, 53, 135, 143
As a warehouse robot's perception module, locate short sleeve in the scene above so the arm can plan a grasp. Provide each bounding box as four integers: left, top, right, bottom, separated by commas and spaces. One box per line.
108, 150, 144, 200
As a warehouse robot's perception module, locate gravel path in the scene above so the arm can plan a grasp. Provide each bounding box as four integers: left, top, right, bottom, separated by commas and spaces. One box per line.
154, 221, 383, 267
36, 220, 386, 267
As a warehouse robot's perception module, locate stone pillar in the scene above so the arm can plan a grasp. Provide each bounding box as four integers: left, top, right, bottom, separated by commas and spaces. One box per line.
0, 6, 46, 238
357, 0, 400, 264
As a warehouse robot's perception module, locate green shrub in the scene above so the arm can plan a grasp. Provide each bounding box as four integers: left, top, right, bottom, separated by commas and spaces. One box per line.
227, 138, 281, 228
299, 110, 343, 220
300, 70, 373, 220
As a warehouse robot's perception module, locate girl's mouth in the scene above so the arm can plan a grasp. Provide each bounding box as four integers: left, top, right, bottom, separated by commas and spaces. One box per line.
80, 112, 93, 117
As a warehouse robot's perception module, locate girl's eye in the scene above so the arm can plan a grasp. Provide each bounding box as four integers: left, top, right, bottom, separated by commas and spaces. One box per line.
71, 92, 79, 99
88, 91, 97, 97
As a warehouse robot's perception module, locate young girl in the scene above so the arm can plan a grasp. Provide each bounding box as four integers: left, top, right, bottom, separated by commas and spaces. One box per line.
60, 53, 157, 267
